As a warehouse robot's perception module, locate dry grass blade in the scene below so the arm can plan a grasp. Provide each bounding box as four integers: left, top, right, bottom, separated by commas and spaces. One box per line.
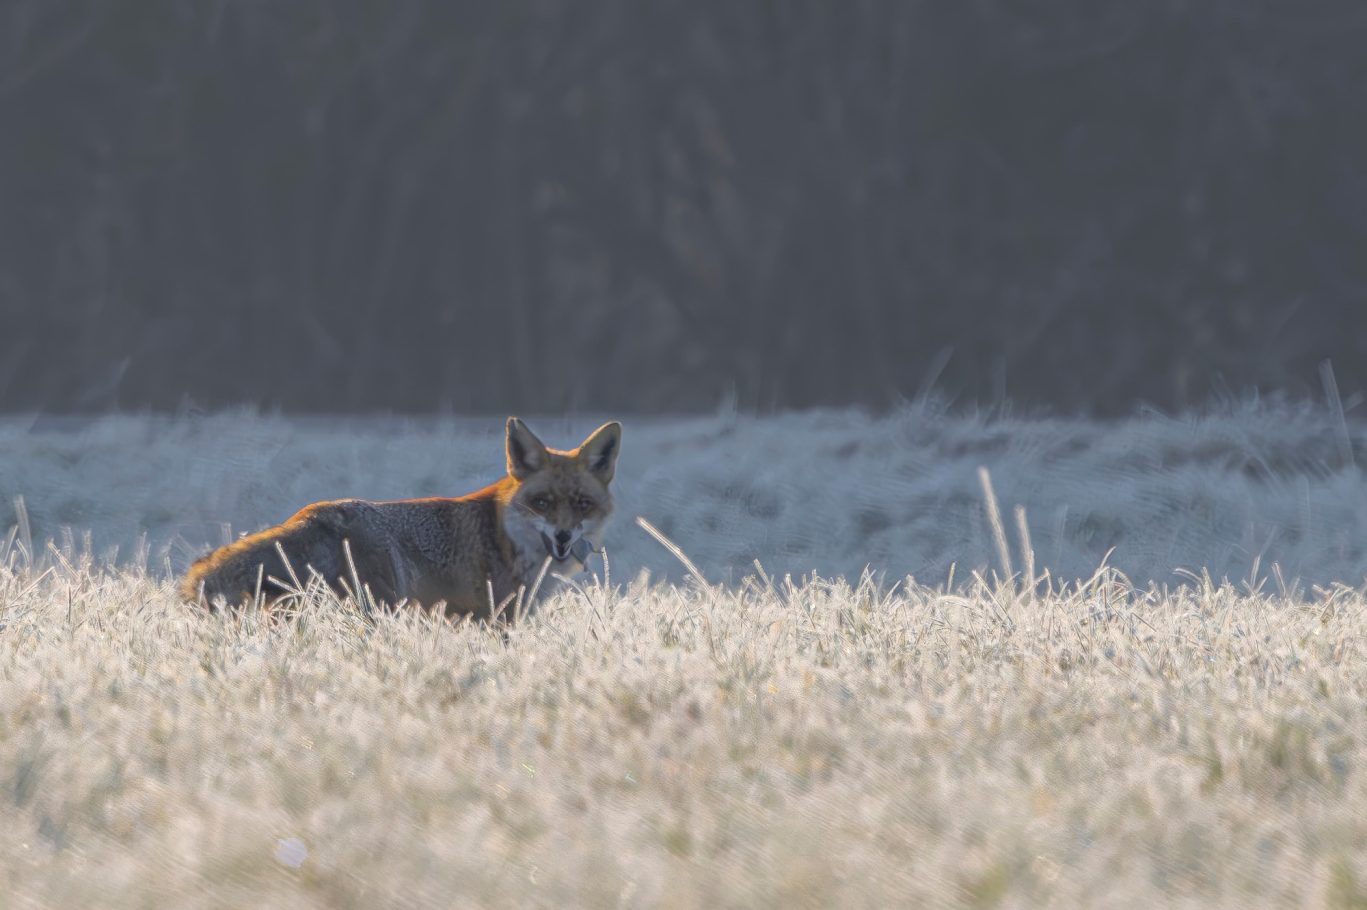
1015, 504, 1036, 600
635, 515, 709, 588
978, 466, 1014, 585
1321, 359, 1356, 469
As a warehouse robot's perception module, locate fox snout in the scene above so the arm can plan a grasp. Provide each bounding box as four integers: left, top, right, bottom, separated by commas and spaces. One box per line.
541, 528, 590, 562
547, 529, 572, 561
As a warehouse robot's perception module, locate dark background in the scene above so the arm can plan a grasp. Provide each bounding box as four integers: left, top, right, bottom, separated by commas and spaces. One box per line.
3, 1, 1366, 416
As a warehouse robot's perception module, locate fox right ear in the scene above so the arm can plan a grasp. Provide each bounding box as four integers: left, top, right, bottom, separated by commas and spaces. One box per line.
576, 420, 622, 484
506, 417, 549, 480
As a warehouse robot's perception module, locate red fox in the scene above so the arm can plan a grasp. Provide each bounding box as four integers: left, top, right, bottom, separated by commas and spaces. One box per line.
180, 418, 621, 620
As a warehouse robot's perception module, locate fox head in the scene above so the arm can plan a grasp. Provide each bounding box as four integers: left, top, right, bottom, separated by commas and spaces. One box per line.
501, 417, 622, 569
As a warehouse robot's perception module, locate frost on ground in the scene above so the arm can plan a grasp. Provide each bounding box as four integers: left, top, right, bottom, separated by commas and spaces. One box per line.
2, 561, 1366, 908
1, 402, 1366, 589
3, 404, 1367, 906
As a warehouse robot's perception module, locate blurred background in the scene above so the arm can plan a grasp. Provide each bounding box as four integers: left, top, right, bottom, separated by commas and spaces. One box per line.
3, 1, 1366, 417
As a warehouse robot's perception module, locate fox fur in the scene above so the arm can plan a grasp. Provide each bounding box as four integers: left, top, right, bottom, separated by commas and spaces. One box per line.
180, 418, 621, 620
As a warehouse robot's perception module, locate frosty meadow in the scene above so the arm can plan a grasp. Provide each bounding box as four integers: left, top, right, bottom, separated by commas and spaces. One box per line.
3, 403, 1367, 906
6, 402, 1367, 589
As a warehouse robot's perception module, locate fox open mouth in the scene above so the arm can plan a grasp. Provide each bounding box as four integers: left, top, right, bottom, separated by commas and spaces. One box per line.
540, 532, 593, 563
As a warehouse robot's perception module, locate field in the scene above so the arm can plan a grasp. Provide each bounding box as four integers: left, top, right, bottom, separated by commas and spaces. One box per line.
3, 404, 1367, 907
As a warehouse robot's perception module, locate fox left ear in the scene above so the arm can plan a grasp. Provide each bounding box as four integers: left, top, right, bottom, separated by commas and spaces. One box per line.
577, 421, 622, 484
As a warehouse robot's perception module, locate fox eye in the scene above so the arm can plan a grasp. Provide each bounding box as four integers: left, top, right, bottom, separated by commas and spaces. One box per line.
531, 495, 552, 512
575, 496, 594, 513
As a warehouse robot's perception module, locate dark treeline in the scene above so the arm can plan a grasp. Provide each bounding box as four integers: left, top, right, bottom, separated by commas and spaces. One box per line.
3, 2, 1367, 415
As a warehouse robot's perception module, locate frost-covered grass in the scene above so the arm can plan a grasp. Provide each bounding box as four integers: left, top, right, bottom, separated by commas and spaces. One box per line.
2, 402, 1366, 588
4, 404, 1367, 906
3, 556, 1367, 908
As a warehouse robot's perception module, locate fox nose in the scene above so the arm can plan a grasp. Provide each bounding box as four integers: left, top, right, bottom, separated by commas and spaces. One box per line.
554, 530, 571, 546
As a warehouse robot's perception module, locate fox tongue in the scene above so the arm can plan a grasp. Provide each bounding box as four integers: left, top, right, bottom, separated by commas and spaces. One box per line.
540, 532, 592, 562
540, 532, 569, 560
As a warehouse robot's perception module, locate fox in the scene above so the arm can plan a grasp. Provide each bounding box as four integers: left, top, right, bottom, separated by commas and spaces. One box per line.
180, 418, 621, 621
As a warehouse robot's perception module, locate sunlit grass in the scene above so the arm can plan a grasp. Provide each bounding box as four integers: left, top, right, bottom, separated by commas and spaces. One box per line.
3, 539, 1365, 907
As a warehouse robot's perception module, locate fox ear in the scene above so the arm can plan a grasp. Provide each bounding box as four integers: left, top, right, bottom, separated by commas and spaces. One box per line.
577, 421, 622, 484
506, 417, 549, 480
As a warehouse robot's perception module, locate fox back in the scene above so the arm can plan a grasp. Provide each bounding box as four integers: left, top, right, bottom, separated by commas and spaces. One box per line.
180, 418, 622, 620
